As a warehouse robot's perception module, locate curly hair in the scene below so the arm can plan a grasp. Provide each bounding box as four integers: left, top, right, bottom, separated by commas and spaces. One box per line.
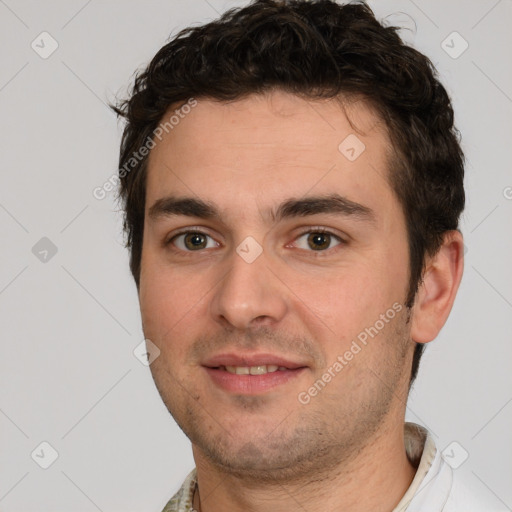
112, 0, 465, 386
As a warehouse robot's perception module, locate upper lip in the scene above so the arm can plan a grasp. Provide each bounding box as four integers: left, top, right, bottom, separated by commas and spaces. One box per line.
203, 352, 308, 369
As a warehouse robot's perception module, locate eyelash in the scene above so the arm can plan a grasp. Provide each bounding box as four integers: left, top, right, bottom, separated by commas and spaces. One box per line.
292, 227, 345, 252
166, 227, 346, 255
165, 228, 215, 251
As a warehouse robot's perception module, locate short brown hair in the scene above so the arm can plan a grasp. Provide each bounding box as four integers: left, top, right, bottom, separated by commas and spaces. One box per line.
112, 0, 465, 386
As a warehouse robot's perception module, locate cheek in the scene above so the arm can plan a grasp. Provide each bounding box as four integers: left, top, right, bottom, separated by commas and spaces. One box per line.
286, 262, 392, 329
139, 251, 219, 355
283, 259, 408, 370
140, 256, 193, 336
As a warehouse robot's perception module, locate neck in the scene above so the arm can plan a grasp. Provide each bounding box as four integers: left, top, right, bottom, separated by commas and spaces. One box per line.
192, 420, 417, 512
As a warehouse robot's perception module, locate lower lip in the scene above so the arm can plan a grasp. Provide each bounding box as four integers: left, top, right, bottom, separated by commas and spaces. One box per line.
204, 367, 306, 394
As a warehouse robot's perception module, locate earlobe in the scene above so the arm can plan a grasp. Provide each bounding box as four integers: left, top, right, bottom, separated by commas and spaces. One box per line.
410, 230, 465, 344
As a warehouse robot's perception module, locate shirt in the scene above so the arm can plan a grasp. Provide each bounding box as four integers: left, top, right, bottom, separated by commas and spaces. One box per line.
160, 422, 506, 512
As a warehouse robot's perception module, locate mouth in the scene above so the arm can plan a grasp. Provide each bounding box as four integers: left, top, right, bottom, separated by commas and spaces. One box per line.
202, 353, 308, 394
216, 364, 290, 375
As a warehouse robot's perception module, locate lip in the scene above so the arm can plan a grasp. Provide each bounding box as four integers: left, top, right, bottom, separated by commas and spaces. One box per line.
203, 352, 307, 369
204, 367, 307, 394
202, 352, 309, 394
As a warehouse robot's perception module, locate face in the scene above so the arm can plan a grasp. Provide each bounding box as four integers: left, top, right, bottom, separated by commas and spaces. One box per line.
140, 91, 415, 480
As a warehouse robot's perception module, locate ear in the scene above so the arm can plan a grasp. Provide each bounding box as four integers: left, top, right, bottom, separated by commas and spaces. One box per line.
410, 230, 464, 344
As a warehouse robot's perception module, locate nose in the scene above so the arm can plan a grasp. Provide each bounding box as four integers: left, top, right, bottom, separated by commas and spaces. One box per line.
209, 246, 288, 330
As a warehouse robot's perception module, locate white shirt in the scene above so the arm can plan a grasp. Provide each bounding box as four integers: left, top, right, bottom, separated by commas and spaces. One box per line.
160, 422, 506, 511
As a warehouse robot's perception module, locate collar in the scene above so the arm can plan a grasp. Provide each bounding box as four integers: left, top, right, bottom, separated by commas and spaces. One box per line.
393, 422, 438, 511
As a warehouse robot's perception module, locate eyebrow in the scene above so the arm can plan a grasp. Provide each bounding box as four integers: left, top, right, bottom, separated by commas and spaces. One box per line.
148, 194, 375, 224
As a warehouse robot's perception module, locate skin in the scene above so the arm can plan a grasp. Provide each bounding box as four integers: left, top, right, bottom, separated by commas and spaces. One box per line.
139, 90, 464, 512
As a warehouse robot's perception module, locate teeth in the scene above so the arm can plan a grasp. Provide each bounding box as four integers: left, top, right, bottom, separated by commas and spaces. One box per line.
224, 364, 282, 375
250, 366, 267, 375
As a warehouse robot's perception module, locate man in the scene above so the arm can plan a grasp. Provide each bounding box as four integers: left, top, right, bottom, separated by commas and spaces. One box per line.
112, 1, 502, 511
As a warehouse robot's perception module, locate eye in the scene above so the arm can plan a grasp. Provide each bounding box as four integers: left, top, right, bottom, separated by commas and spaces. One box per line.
170, 231, 218, 251
294, 230, 343, 251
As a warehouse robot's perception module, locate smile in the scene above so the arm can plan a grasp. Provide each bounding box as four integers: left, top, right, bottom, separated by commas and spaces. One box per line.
221, 365, 287, 375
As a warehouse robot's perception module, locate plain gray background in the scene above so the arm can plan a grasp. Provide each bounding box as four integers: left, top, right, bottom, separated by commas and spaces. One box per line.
0, 0, 511, 510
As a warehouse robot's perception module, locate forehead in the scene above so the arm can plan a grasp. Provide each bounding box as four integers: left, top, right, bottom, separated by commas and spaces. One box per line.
145, 91, 397, 222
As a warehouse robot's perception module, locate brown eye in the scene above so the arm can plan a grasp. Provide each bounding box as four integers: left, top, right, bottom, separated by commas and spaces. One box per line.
171, 232, 217, 251
184, 233, 207, 250
307, 232, 331, 250
294, 230, 342, 252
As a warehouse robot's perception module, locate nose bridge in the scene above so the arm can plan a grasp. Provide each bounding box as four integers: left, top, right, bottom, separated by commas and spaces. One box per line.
210, 242, 287, 329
